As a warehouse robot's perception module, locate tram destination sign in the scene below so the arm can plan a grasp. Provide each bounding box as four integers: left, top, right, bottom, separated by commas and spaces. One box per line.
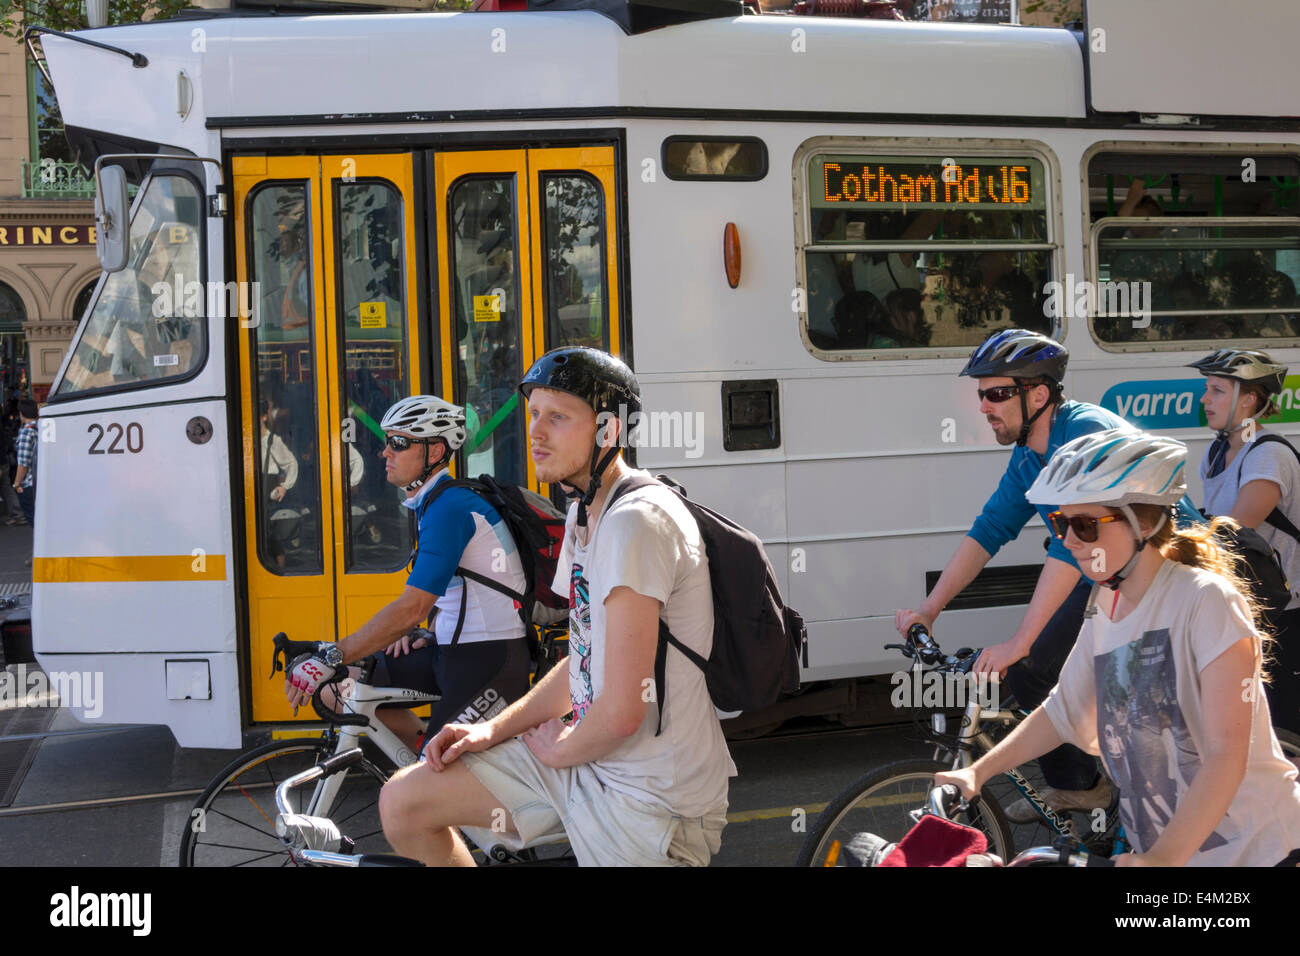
813, 155, 1044, 211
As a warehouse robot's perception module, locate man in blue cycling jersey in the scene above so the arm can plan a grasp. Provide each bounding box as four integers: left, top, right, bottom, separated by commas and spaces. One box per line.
896, 329, 1202, 822
285, 396, 531, 754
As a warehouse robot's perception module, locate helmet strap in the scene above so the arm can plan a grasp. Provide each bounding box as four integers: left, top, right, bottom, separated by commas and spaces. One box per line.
1016, 381, 1056, 447
575, 443, 621, 529
1100, 505, 1168, 589
402, 441, 447, 493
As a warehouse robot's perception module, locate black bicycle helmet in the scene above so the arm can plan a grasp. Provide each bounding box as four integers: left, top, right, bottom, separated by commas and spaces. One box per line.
519, 347, 641, 527
960, 329, 1068, 447
959, 328, 1069, 383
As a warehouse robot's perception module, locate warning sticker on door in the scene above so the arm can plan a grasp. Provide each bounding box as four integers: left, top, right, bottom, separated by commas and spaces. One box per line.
473, 294, 502, 322
359, 301, 386, 328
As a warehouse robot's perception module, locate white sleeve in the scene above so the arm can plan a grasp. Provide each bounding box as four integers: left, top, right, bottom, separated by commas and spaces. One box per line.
590, 499, 681, 610
1041, 618, 1100, 755
348, 443, 363, 487
1189, 575, 1258, 674
271, 435, 298, 491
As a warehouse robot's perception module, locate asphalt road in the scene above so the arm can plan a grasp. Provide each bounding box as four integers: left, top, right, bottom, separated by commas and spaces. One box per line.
0, 702, 930, 867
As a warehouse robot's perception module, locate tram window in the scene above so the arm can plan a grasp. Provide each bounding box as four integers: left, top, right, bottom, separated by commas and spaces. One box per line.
800, 153, 1053, 356
247, 183, 324, 576
334, 179, 413, 574
450, 176, 527, 488
57, 175, 205, 395
662, 138, 767, 181
1087, 151, 1300, 344
541, 173, 608, 351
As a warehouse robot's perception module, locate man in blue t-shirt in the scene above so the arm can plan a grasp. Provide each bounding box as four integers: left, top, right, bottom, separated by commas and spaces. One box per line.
896, 329, 1201, 823
285, 396, 530, 754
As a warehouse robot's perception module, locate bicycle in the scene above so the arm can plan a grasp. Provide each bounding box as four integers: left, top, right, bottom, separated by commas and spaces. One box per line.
179, 629, 569, 867
840, 783, 1116, 868
797, 624, 1128, 867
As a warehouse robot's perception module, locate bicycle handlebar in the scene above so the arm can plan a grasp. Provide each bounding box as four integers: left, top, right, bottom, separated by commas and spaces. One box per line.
274, 747, 365, 818
924, 786, 1113, 867
268, 631, 369, 727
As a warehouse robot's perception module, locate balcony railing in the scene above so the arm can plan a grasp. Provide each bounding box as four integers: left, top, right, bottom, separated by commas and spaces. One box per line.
21, 157, 96, 199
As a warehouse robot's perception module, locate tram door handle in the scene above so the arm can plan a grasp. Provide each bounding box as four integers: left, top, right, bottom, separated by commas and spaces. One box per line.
721, 379, 780, 452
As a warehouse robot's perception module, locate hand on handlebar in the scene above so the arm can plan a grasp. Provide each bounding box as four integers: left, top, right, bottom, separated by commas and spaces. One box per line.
895, 607, 935, 639
385, 629, 431, 658
284, 647, 337, 711
972, 638, 1028, 678
932, 768, 980, 803
423, 721, 496, 772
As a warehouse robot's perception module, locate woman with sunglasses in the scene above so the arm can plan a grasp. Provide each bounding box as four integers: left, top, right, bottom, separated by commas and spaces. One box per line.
936, 428, 1300, 866
284, 395, 533, 756
1189, 348, 1300, 735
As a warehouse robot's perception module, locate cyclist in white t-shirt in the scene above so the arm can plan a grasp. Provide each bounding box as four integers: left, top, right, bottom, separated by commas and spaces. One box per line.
1189, 348, 1300, 734
378, 348, 734, 866
936, 429, 1300, 866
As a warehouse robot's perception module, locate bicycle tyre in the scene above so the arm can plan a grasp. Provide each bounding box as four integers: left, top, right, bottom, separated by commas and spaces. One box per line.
796, 758, 1015, 867
1277, 726, 1300, 769
178, 738, 390, 867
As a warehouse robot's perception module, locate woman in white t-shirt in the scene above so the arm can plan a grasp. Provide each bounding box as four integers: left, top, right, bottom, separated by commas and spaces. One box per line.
1189, 348, 1300, 734
936, 428, 1300, 866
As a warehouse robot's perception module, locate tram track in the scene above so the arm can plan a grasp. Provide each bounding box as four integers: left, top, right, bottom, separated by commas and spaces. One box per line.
0, 719, 910, 820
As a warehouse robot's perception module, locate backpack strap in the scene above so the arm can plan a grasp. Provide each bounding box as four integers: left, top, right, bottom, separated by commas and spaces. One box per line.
411, 477, 492, 634
1239, 435, 1300, 545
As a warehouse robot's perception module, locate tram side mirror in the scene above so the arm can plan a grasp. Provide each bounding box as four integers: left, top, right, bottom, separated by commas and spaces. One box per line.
95, 165, 130, 273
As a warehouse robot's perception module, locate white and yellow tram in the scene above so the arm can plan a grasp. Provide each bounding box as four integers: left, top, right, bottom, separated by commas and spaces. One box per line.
29, 0, 1300, 747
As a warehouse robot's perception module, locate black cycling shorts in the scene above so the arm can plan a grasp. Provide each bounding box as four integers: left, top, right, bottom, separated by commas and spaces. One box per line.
366, 636, 531, 743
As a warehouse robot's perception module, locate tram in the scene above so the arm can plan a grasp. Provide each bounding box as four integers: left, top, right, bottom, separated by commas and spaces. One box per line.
27, 0, 1300, 747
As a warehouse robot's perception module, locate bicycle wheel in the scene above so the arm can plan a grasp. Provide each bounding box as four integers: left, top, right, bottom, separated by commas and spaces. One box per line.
179, 738, 390, 867
1277, 726, 1300, 771
796, 758, 1014, 867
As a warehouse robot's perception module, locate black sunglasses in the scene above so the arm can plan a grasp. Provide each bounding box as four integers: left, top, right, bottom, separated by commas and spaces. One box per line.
384, 434, 436, 452
977, 384, 1026, 404
1048, 511, 1122, 543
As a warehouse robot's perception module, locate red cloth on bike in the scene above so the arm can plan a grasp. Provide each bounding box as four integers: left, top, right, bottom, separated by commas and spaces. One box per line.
876, 815, 988, 867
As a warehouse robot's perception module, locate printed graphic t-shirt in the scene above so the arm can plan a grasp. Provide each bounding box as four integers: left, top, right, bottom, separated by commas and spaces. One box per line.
1201, 428, 1300, 611
1043, 560, 1300, 866
553, 471, 736, 818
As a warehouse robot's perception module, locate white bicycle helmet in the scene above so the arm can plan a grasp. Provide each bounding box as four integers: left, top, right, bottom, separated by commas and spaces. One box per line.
379, 395, 467, 491
1187, 348, 1287, 394
380, 395, 467, 447
1026, 428, 1187, 588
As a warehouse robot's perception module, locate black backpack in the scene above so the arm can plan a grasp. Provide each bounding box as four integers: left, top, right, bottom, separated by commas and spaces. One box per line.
606, 474, 806, 735
414, 475, 568, 658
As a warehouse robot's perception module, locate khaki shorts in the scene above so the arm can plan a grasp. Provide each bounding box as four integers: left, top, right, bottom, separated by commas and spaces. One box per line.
461, 738, 726, 867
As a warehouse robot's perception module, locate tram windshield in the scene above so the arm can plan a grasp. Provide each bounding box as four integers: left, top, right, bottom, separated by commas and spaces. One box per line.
57, 173, 206, 395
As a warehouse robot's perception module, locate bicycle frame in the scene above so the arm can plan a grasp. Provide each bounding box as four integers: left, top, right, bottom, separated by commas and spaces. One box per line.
292, 678, 435, 822
929, 670, 1086, 841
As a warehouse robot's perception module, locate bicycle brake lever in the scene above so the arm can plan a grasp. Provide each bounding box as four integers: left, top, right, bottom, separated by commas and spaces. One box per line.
269, 633, 287, 679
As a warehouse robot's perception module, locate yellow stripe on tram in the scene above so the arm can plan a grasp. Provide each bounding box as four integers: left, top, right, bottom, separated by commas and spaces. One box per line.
33, 555, 228, 583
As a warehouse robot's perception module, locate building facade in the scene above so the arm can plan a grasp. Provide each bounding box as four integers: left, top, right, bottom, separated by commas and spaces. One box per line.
0, 36, 99, 403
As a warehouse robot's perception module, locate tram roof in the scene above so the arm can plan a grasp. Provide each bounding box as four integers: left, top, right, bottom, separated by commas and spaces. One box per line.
43, 10, 1086, 151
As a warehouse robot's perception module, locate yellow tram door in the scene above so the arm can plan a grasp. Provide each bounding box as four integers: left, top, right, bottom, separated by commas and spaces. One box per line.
234, 154, 423, 722
433, 146, 622, 492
